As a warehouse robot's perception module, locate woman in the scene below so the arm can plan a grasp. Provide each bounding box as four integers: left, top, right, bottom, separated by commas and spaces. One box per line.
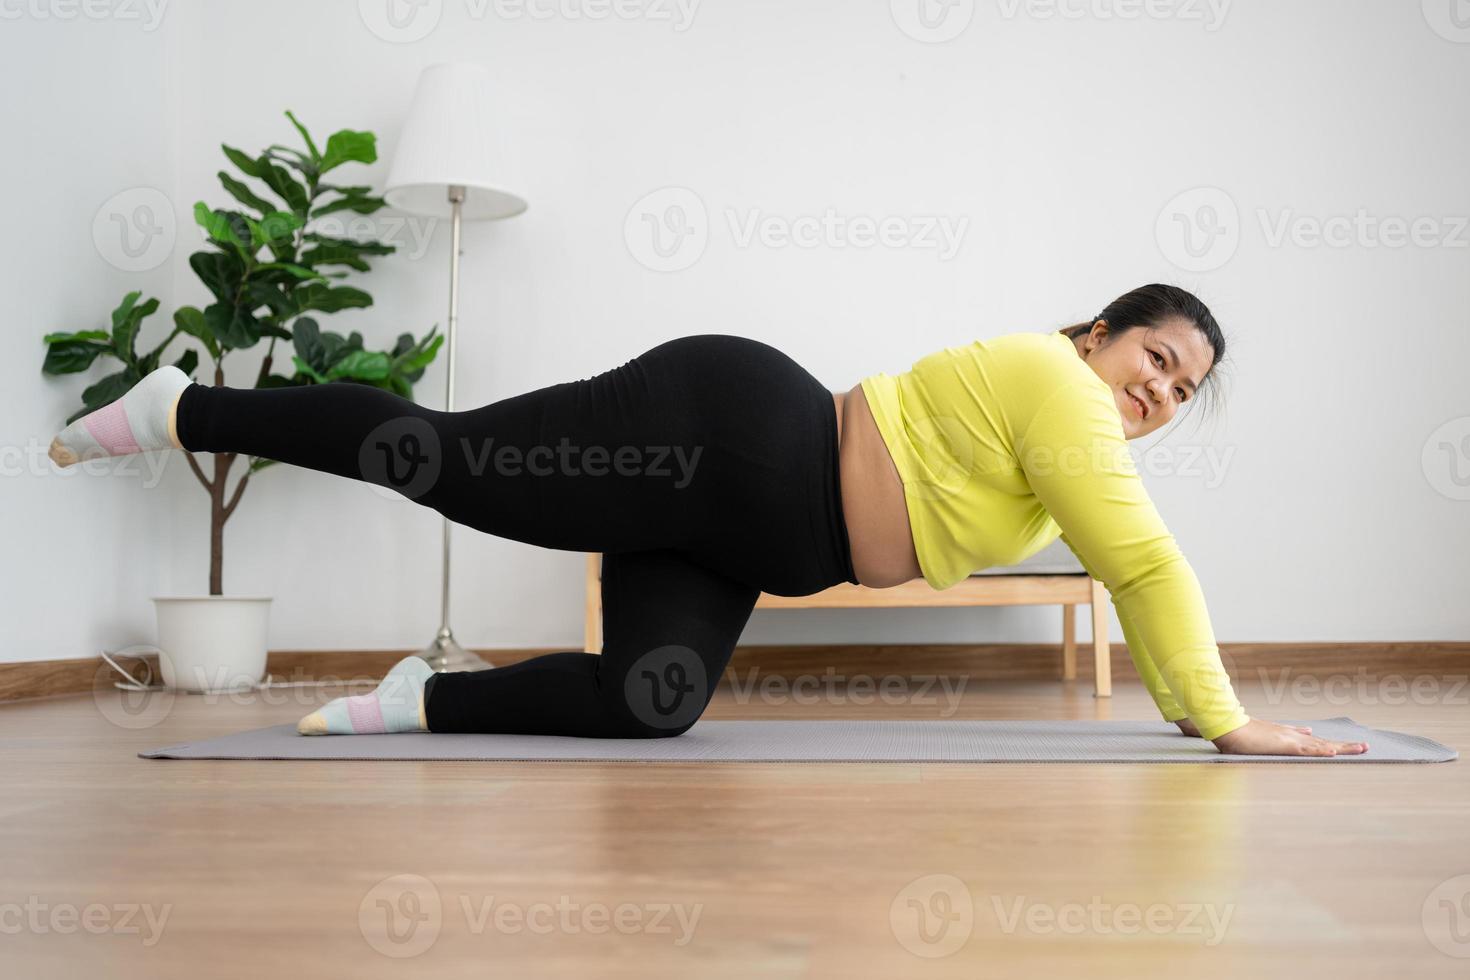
50, 283, 1367, 757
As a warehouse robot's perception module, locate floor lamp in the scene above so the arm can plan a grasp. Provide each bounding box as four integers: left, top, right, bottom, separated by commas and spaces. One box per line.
383, 63, 528, 672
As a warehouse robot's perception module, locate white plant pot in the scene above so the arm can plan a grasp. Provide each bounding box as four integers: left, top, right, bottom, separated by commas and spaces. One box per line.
146, 595, 273, 693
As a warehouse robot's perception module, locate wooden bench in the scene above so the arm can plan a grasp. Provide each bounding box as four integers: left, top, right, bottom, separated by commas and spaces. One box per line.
582, 539, 1113, 697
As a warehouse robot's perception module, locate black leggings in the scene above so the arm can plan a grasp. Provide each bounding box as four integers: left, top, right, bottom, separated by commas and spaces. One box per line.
175, 334, 858, 738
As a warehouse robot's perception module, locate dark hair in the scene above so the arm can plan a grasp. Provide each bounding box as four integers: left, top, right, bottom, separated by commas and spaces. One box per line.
1059, 283, 1229, 430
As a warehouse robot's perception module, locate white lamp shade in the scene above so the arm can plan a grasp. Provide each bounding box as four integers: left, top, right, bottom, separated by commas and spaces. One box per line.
384, 63, 527, 221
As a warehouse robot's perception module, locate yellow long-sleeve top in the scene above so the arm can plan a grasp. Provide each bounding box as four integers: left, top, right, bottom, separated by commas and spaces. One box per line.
859, 330, 1250, 741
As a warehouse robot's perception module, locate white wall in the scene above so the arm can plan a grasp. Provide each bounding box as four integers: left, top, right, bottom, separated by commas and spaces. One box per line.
5, 0, 1468, 663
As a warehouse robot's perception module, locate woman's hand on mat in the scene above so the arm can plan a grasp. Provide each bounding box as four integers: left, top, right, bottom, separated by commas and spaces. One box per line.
1176, 717, 1314, 739
1210, 718, 1368, 756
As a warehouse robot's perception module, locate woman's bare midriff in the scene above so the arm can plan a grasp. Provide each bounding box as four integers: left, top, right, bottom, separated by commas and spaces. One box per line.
831, 386, 923, 589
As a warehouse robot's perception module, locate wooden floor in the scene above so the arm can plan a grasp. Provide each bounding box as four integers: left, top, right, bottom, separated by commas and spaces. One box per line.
2, 667, 1467, 979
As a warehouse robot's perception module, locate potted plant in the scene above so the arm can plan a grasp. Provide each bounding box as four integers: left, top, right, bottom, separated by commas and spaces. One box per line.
42, 111, 442, 691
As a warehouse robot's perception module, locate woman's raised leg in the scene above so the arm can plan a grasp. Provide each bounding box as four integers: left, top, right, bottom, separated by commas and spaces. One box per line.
171, 358, 707, 556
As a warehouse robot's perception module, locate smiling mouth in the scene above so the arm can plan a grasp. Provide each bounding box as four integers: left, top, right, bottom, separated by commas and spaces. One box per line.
1127, 391, 1149, 420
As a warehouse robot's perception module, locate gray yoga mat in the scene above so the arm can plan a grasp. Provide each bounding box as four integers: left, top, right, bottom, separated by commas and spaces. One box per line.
140, 716, 1456, 763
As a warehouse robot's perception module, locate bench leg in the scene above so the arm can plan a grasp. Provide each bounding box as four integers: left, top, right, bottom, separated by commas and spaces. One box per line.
1061, 604, 1077, 680
1090, 578, 1111, 697
584, 553, 602, 654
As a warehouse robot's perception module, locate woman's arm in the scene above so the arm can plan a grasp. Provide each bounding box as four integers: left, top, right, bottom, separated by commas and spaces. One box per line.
1061, 530, 1189, 724
1019, 383, 1369, 756
1018, 382, 1248, 739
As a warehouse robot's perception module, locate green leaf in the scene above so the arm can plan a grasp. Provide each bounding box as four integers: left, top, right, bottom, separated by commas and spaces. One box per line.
111, 293, 160, 357
42, 329, 110, 344
303, 232, 394, 253
292, 316, 323, 367
293, 282, 372, 315
173, 305, 220, 359
284, 111, 322, 162
245, 280, 293, 317
173, 348, 199, 378
189, 250, 243, 302
253, 210, 301, 246
319, 129, 376, 173
242, 212, 300, 250
319, 333, 346, 366
222, 144, 263, 178
299, 234, 393, 270
325, 349, 390, 381
204, 301, 261, 349
265, 148, 318, 182
393, 331, 443, 378
42, 333, 114, 375
256, 261, 323, 280
109, 291, 140, 334
218, 171, 276, 215
193, 202, 247, 252
257, 160, 309, 214
310, 193, 387, 219
80, 368, 141, 415
291, 355, 328, 384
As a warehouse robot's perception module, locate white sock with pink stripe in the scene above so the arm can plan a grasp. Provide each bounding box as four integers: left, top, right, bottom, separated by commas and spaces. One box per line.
297, 655, 433, 736
49, 364, 192, 467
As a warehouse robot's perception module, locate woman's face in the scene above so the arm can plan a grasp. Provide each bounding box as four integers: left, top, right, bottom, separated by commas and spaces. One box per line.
1072, 317, 1212, 439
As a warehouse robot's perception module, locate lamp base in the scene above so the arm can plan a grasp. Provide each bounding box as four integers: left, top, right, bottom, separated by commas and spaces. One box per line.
418, 628, 495, 672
